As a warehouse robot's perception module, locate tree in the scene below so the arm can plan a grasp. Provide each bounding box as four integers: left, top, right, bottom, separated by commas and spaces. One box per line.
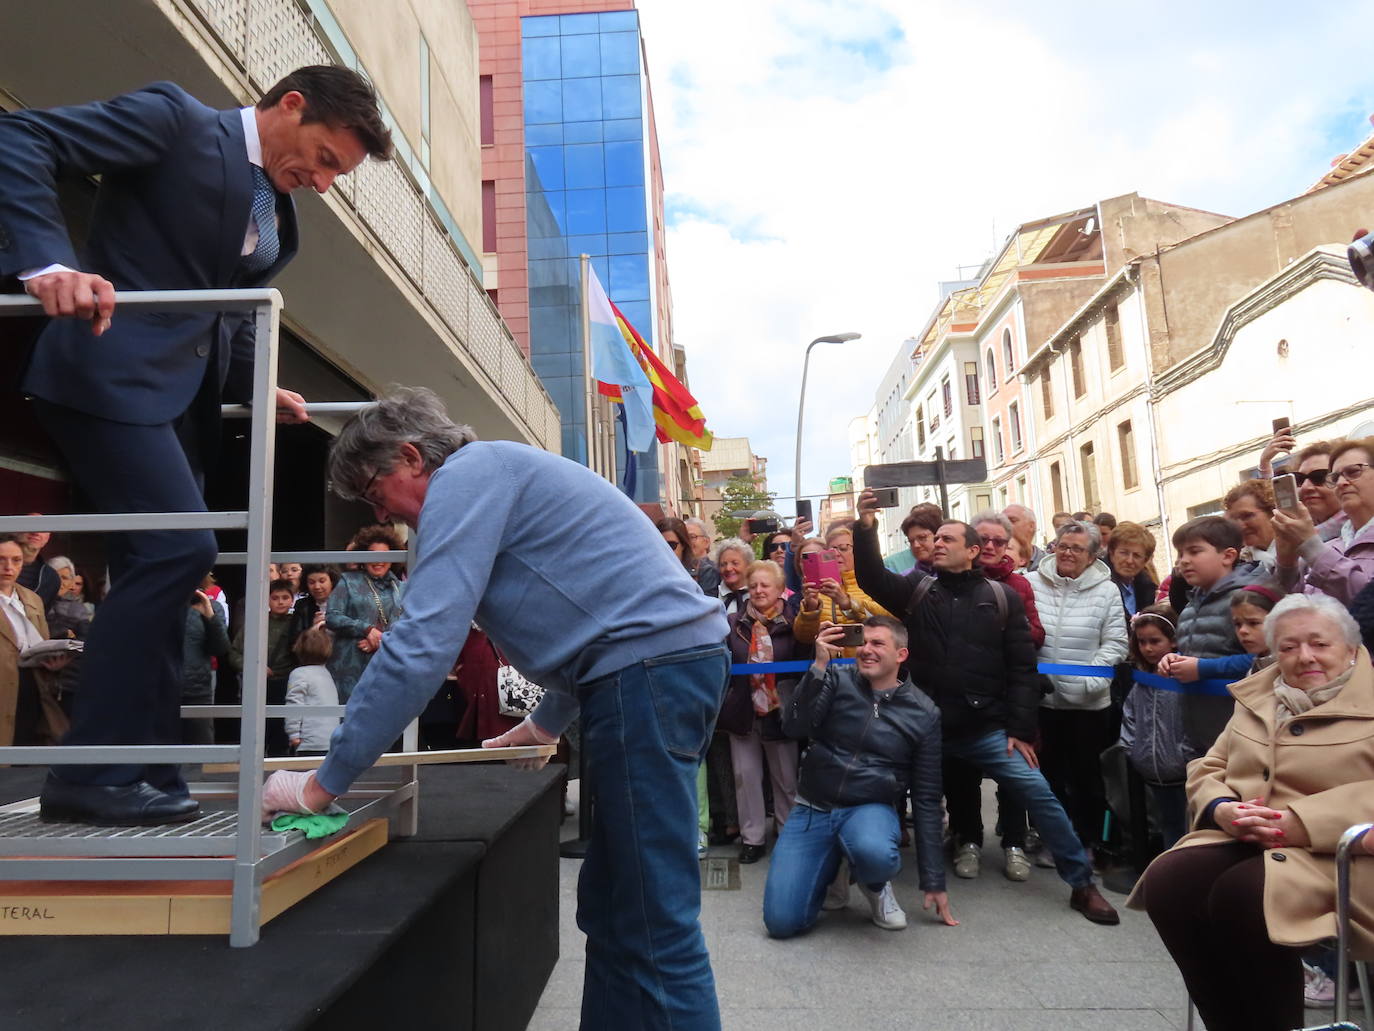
713, 474, 777, 549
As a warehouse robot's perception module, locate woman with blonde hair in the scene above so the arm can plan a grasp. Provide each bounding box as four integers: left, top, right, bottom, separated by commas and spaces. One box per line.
792, 524, 891, 647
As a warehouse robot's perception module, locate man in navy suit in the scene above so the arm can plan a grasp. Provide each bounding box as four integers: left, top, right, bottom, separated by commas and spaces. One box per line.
0, 66, 391, 824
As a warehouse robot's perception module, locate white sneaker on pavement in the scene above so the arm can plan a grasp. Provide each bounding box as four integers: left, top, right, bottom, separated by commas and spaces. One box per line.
823, 860, 851, 911
953, 842, 981, 879
1004, 846, 1031, 881
858, 882, 907, 930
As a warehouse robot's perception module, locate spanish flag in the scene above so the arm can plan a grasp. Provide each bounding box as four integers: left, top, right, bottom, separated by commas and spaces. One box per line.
597, 300, 714, 452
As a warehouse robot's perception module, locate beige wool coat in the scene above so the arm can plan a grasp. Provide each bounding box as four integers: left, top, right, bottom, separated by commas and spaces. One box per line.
0, 585, 68, 748
1128, 649, 1374, 958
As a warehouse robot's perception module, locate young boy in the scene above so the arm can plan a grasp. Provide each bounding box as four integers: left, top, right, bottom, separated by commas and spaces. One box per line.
1155, 516, 1258, 753
230, 578, 299, 756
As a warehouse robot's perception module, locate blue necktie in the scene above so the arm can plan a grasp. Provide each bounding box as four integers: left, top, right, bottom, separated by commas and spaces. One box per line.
242, 165, 280, 275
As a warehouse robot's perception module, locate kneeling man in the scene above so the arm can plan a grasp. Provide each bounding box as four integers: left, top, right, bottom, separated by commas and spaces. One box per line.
763, 616, 956, 936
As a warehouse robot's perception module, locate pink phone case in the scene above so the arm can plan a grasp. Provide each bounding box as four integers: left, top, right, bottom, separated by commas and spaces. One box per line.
803, 550, 842, 587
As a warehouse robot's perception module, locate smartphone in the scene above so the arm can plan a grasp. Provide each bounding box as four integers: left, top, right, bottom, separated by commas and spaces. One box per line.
1272, 417, 1291, 435
795, 499, 813, 526
836, 624, 866, 648
801, 549, 841, 587
746, 517, 780, 535
1273, 472, 1300, 511
870, 486, 900, 509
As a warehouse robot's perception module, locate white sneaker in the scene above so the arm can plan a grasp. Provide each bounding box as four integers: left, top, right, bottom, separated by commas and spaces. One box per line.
1004, 846, 1031, 882
698, 831, 709, 860
858, 881, 907, 930
823, 860, 851, 911
953, 842, 981, 879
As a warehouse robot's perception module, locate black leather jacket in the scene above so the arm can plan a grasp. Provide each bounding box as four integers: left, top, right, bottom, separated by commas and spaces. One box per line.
783, 663, 945, 893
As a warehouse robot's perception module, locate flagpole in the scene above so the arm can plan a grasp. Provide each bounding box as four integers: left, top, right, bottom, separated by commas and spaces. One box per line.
580, 253, 599, 476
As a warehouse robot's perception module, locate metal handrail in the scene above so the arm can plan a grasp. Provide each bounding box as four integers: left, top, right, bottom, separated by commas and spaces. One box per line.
1335, 823, 1373, 1026
217, 550, 407, 563
0, 289, 419, 946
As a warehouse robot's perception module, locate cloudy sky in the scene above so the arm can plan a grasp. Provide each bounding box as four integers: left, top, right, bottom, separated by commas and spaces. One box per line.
634, 0, 1374, 516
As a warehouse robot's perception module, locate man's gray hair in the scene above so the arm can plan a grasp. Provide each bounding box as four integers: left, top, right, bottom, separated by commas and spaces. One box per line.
1055, 520, 1102, 556
714, 538, 753, 567
45, 555, 75, 577
1003, 503, 1036, 529
329, 386, 477, 499
971, 510, 1014, 536
685, 517, 710, 537
1264, 593, 1363, 654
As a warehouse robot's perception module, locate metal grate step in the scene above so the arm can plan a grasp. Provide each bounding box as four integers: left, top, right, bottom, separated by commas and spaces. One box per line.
0, 805, 297, 857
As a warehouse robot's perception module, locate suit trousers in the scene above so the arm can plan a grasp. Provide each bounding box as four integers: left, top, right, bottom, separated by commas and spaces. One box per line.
35, 400, 218, 790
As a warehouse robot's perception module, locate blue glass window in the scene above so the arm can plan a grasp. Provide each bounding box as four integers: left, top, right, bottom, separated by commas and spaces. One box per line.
599, 32, 639, 76
604, 140, 644, 187
527, 235, 565, 261
559, 13, 598, 34
532, 352, 577, 379
609, 254, 650, 300
523, 80, 562, 124
562, 428, 587, 467
522, 35, 561, 80
563, 120, 603, 144
529, 258, 566, 289
522, 15, 559, 37
601, 75, 641, 119
566, 189, 607, 235
589, 256, 610, 288
564, 143, 605, 189
605, 186, 647, 233
567, 234, 607, 258
598, 11, 638, 31
603, 117, 643, 141
524, 123, 563, 146
530, 305, 574, 353
526, 190, 566, 234
526, 146, 566, 190
545, 376, 579, 419
607, 231, 647, 255
560, 33, 600, 76
561, 77, 602, 121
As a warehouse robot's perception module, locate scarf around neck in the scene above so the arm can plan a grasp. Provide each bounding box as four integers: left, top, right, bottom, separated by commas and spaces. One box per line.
746, 602, 781, 716
1274, 662, 1357, 727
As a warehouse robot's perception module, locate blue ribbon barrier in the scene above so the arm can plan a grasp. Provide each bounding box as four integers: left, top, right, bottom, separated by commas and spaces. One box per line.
728, 659, 1236, 697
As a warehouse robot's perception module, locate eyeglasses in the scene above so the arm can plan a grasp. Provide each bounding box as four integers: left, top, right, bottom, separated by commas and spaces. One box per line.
1332, 463, 1371, 485
1057, 543, 1090, 555
830, 544, 854, 553
688, 533, 709, 542
359, 468, 382, 507
1291, 469, 1331, 488
979, 535, 1009, 547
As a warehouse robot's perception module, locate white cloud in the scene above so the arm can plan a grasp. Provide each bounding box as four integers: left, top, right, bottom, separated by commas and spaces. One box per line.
636, 0, 1374, 513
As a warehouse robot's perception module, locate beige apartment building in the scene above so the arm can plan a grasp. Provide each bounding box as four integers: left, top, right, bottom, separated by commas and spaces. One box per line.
0, 0, 557, 548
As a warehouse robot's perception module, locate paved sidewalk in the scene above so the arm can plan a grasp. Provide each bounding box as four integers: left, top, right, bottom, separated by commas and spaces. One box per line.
530, 783, 1204, 1030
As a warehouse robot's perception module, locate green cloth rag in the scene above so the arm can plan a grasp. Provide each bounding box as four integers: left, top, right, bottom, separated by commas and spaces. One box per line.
271, 805, 349, 839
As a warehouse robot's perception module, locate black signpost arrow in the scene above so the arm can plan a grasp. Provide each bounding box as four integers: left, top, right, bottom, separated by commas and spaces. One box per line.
864, 449, 988, 514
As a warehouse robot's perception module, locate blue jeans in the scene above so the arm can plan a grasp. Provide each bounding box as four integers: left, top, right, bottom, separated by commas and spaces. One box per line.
576, 644, 729, 1031
762, 802, 901, 938
944, 730, 1095, 888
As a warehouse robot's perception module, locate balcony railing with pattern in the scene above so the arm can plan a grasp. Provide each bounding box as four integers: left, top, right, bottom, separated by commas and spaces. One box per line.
187, 0, 560, 451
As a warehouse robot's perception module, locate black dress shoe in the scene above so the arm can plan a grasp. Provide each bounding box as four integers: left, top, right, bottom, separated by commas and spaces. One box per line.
738, 843, 766, 864
39, 777, 200, 827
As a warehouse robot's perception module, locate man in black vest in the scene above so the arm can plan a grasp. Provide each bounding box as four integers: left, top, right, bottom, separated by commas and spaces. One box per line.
0, 66, 391, 824
852, 493, 1120, 925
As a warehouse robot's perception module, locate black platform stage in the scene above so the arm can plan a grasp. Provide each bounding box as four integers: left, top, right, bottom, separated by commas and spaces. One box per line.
0, 764, 563, 1031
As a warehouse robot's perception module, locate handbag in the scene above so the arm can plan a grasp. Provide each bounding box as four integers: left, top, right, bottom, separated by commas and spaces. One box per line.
496, 662, 544, 718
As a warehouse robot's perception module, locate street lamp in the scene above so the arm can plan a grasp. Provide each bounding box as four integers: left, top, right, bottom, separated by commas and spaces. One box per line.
794, 331, 861, 524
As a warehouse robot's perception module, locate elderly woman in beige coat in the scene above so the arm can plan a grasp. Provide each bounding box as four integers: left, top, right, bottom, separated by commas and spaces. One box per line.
1130, 592, 1374, 1031
0, 534, 69, 747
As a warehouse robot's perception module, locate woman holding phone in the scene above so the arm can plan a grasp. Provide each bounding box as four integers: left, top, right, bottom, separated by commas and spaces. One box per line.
1273, 436, 1374, 604
792, 524, 892, 650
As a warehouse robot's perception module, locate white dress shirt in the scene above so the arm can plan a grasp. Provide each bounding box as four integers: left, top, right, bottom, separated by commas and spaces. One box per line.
0, 589, 44, 652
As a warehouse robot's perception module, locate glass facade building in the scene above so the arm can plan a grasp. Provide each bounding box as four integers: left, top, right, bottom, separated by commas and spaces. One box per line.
521, 9, 659, 500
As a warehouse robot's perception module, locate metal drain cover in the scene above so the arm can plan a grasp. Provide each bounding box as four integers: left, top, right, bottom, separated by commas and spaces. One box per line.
700, 856, 740, 890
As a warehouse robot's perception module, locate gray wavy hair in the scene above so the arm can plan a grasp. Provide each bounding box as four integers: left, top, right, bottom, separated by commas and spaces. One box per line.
46, 555, 75, 577
970, 510, 1014, 536
329, 386, 477, 500
1055, 520, 1102, 556
714, 538, 754, 568
1264, 593, 1362, 654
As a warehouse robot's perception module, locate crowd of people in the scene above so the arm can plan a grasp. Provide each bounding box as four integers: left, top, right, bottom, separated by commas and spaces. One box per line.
652, 423, 1374, 1030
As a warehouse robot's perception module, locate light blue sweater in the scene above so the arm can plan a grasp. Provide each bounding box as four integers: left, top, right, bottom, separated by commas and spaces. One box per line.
316, 441, 727, 795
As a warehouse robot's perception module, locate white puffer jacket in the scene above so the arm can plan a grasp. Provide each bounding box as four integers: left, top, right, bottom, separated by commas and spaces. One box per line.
1030, 555, 1129, 711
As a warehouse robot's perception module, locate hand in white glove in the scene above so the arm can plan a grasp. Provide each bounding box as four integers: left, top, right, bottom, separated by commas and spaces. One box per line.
482, 716, 559, 771
261, 770, 321, 821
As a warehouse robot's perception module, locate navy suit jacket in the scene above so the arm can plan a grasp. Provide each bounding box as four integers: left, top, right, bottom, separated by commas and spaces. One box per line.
0, 82, 298, 425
